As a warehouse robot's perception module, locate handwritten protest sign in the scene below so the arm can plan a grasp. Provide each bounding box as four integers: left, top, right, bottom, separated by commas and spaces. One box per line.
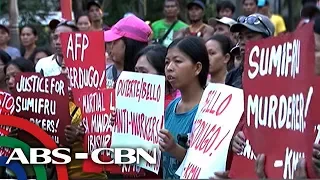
11, 73, 70, 145
111, 71, 165, 174
0, 92, 15, 156
0, 91, 14, 115
175, 84, 243, 179
60, 31, 106, 106
229, 23, 317, 178
82, 88, 115, 173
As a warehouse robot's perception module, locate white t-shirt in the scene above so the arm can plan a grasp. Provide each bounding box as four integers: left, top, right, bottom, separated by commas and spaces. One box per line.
35, 55, 61, 77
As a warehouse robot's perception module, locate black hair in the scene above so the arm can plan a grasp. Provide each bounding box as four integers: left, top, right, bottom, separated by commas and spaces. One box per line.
242, 0, 258, 5
122, 37, 148, 72
168, 36, 209, 89
314, 16, 320, 34
207, 34, 235, 71
216, 1, 236, 14
134, 44, 167, 75
55, 21, 80, 32
4, 57, 35, 75
134, 44, 175, 94
164, 0, 179, 7
302, 0, 317, 5
28, 47, 52, 63
76, 13, 92, 24
20, 25, 38, 36
0, 50, 11, 65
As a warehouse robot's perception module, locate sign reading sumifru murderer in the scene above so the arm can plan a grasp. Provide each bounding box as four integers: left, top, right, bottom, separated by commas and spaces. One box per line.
111, 71, 165, 174
229, 22, 317, 179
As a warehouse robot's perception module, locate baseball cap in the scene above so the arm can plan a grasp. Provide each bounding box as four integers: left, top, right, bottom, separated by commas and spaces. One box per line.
0, 25, 9, 34
87, 0, 101, 10
258, 0, 269, 7
301, 0, 320, 18
49, 19, 61, 31
104, 15, 152, 43
230, 13, 275, 37
187, 0, 205, 10
210, 17, 237, 27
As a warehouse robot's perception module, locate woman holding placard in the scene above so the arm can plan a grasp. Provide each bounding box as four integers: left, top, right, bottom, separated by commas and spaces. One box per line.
159, 36, 209, 179
2, 57, 36, 179
104, 15, 152, 89
4, 57, 35, 93
134, 44, 178, 109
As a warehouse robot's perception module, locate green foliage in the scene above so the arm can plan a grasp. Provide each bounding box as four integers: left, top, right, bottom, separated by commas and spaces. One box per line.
0, 0, 52, 47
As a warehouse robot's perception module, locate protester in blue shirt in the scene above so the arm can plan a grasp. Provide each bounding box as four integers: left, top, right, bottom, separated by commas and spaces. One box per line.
159, 36, 209, 179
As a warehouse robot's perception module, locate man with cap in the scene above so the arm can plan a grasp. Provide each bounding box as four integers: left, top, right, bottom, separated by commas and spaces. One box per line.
225, 13, 275, 89
227, 13, 275, 179
174, 0, 214, 41
209, 17, 238, 44
87, 0, 109, 31
257, 0, 286, 36
0, 25, 20, 59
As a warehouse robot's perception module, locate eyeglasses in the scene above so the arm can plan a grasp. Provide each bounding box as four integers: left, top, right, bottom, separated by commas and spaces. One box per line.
237, 15, 272, 37
57, 20, 79, 31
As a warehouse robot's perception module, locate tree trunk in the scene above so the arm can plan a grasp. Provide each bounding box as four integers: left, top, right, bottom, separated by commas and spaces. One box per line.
178, 0, 188, 23
72, 0, 83, 19
102, 0, 113, 10
8, 0, 20, 49
138, 0, 144, 18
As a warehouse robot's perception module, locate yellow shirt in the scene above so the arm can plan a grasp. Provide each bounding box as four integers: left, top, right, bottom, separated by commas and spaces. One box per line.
67, 101, 107, 179
270, 14, 287, 36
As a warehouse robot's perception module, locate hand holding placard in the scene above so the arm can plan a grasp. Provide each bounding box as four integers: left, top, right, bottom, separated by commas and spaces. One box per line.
229, 23, 318, 179
12, 73, 70, 145
112, 71, 165, 174
178, 83, 243, 179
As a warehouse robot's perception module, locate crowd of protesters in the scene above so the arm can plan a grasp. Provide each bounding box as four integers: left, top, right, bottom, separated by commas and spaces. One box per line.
1, 0, 320, 179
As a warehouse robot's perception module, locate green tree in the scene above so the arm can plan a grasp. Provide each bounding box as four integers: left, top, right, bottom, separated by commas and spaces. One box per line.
0, 0, 53, 47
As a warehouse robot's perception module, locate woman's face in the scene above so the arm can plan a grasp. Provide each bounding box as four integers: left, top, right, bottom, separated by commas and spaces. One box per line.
165, 47, 202, 89
107, 39, 125, 65
20, 27, 37, 47
206, 40, 229, 75
135, 55, 158, 74
34, 51, 49, 65
77, 16, 91, 31
5, 64, 21, 93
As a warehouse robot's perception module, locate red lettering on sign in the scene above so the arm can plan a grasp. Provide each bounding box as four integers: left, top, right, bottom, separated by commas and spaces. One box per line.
201, 91, 232, 116
182, 162, 201, 179
115, 108, 162, 144
116, 79, 162, 102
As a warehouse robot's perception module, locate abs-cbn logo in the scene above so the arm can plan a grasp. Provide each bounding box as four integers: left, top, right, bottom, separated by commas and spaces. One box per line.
6, 148, 157, 165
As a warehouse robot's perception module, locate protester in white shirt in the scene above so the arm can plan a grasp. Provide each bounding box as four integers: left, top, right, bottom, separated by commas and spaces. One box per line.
35, 21, 79, 77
